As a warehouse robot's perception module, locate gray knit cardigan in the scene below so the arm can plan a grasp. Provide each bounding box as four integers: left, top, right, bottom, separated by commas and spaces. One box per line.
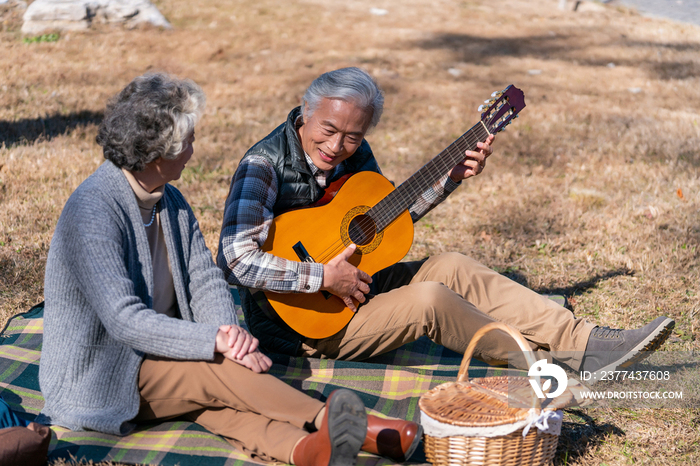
36, 161, 237, 435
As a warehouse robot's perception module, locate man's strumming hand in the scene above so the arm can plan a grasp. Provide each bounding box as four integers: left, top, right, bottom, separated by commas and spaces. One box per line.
321, 244, 372, 313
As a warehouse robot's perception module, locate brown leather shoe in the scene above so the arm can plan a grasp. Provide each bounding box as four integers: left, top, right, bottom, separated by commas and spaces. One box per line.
362, 415, 423, 462
293, 390, 367, 466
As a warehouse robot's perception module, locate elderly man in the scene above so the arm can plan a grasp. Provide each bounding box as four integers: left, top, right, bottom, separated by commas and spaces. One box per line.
217, 67, 673, 378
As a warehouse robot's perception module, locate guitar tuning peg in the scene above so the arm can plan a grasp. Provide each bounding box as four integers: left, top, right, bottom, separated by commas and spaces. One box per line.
478, 105, 485, 112
484, 99, 491, 104
491, 91, 498, 97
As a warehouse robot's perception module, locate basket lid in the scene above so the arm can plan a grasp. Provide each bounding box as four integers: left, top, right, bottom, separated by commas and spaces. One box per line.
419, 376, 570, 427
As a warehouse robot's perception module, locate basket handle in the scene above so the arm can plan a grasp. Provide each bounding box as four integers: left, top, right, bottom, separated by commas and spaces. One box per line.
456, 322, 543, 409
457, 322, 538, 382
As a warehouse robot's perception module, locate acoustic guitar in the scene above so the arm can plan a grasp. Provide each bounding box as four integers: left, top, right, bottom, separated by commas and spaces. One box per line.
261, 85, 526, 338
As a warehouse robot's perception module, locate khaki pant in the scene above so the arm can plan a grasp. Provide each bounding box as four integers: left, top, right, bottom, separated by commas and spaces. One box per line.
301, 252, 595, 370
135, 355, 324, 463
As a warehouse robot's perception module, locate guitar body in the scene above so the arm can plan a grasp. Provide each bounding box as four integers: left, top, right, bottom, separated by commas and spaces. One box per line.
262, 171, 414, 339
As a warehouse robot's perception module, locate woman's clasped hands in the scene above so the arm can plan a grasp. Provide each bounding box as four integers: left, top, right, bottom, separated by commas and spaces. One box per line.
215, 325, 272, 373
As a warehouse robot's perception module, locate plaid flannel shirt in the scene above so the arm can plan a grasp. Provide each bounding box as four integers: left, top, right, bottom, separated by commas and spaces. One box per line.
217, 152, 460, 293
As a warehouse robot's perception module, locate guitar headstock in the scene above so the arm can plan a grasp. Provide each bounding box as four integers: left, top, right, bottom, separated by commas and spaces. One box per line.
479, 85, 526, 134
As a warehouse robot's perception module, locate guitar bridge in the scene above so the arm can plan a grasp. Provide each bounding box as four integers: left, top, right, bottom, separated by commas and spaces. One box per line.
293, 242, 332, 300
293, 241, 314, 263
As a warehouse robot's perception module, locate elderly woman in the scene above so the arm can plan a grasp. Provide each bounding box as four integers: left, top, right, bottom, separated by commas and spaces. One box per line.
35, 73, 419, 466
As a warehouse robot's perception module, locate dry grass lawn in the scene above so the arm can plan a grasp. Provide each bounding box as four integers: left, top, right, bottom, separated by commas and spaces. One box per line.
1, 0, 699, 464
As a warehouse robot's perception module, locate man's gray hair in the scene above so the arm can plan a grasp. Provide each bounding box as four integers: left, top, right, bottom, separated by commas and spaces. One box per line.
97, 73, 206, 171
301, 67, 384, 130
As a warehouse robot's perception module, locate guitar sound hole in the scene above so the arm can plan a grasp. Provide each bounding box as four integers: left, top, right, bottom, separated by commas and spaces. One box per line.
348, 215, 377, 246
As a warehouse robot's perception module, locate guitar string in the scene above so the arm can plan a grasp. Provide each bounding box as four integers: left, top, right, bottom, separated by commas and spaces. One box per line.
313, 130, 490, 266
365, 93, 514, 233
374, 126, 485, 225
313, 128, 485, 264
385, 122, 488, 205
368, 124, 488, 232
312, 92, 516, 263
312, 122, 492, 265
310, 122, 492, 266
311, 121, 493, 264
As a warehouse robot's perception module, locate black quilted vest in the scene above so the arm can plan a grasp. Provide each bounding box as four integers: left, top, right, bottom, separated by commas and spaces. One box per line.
238, 107, 378, 355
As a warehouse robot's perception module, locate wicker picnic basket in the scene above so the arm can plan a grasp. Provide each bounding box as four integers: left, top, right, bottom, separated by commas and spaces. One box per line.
419, 322, 569, 466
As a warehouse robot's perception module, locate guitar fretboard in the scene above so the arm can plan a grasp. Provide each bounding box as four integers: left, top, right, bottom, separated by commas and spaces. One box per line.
369, 121, 490, 231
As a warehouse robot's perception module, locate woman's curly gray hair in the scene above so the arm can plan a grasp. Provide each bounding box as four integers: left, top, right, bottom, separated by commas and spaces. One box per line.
96, 73, 206, 171
301, 67, 384, 130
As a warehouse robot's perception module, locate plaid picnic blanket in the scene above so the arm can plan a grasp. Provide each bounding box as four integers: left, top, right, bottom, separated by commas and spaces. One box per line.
0, 298, 510, 466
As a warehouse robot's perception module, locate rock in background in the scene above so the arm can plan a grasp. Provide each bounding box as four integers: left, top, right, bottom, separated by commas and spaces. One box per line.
22, 0, 171, 35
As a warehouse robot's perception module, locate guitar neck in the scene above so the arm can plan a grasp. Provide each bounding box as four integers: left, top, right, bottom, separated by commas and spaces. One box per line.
369, 121, 491, 231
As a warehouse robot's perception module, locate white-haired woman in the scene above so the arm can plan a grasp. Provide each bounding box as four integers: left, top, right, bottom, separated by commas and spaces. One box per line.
35, 72, 418, 466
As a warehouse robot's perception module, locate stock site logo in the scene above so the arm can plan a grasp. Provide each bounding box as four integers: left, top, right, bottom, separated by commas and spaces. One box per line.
528, 359, 568, 399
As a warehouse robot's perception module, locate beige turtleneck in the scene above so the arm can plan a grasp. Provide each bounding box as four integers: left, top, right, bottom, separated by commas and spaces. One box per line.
122, 169, 178, 318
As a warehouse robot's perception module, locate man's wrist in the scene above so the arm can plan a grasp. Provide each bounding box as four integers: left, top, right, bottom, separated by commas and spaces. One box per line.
446, 173, 463, 188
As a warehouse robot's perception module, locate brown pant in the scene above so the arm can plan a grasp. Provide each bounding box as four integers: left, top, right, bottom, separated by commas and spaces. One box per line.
135, 355, 324, 463
301, 252, 595, 370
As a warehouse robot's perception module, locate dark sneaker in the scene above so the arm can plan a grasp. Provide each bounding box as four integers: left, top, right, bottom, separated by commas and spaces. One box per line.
580, 316, 675, 382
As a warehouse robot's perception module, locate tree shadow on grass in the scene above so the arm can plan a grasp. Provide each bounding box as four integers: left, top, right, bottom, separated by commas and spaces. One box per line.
501, 268, 634, 310
408, 31, 700, 81
0, 110, 103, 148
